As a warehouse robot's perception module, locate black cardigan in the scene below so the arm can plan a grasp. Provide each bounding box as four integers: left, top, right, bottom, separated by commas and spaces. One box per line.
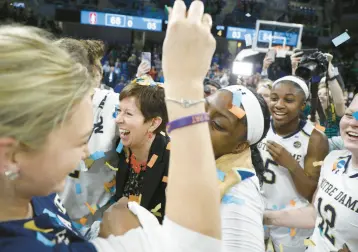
114, 133, 170, 223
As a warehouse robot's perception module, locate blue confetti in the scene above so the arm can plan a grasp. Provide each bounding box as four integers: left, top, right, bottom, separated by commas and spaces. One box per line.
264, 225, 268, 231
112, 105, 119, 119
222, 195, 246, 205
116, 141, 124, 153
36, 232, 55, 247
72, 221, 83, 230
217, 169, 226, 182
353, 111, 358, 120
272, 205, 278, 210
90, 151, 105, 161
236, 169, 255, 181
75, 183, 82, 194
319, 227, 323, 236
232, 91, 242, 108
279, 204, 286, 210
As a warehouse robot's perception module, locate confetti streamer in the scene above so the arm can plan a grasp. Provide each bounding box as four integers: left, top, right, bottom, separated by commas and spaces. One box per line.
290, 228, 296, 237
85, 202, 96, 215
222, 195, 245, 205
313, 161, 323, 167
217, 169, 226, 182
166, 142, 171, 150
151, 203, 161, 213
353, 111, 358, 120
79, 217, 88, 225
148, 154, 158, 168
105, 162, 119, 171
84, 158, 95, 169
90, 151, 105, 161
229, 105, 246, 119
116, 141, 124, 153
332, 32, 350, 47
233, 167, 255, 181
315, 124, 325, 132
129, 195, 140, 203
75, 184, 82, 194
279, 244, 284, 252
232, 91, 242, 108
290, 200, 296, 207
304, 239, 316, 246
160, 131, 166, 136
152, 211, 162, 217
162, 176, 168, 183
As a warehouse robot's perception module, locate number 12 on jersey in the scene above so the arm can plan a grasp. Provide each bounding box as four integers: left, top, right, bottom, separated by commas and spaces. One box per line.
263, 159, 277, 184
317, 197, 336, 246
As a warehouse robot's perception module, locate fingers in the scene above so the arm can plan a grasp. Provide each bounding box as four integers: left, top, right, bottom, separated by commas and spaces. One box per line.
188, 0, 205, 24
202, 13, 213, 31
113, 197, 129, 209
170, 0, 187, 23
167, 7, 173, 21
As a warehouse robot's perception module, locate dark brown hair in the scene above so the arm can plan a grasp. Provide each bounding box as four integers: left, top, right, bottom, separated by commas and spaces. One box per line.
54, 38, 89, 68
119, 84, 168, 134
80, 39, 105, 75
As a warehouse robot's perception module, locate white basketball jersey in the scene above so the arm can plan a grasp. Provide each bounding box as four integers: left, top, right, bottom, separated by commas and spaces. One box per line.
307, 150, 358, 252
258, 120, 315, 246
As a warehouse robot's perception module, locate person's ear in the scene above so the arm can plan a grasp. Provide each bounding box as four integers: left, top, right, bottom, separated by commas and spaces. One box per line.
232, 141, 250, 154
0, 138, 18, 173
148, 117, 163, 133
301, 101, 306, 111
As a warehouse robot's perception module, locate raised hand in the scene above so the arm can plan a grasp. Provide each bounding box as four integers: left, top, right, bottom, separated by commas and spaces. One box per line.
162, 0, 216, 98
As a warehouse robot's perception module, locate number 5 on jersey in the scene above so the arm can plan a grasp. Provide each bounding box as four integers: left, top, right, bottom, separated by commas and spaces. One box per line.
264, 159, 277, 184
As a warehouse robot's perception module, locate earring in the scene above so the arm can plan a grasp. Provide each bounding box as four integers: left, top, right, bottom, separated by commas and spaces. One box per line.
4, 169, 19, 181
4, 164, 19, 181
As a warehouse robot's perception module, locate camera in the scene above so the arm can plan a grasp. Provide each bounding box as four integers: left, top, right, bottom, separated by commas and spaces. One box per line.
295, 51, 329, 81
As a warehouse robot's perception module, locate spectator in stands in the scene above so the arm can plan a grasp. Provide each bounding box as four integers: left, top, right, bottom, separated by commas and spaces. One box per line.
102, 60, 110, 74
104, 64, 119, 89
149, 66, 158, 81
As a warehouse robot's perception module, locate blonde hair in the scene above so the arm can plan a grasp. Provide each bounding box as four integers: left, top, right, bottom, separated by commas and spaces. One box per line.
0, 25, 93, 150
257, 79, 273, 90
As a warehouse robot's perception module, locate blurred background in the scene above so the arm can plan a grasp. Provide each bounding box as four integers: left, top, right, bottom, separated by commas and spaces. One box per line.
1, 0, 357, 91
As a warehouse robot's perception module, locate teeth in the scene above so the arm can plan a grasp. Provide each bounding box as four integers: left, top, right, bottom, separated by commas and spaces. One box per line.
119, 129, 130, 134
348, 132, 358, 137
275, 112, 286, 115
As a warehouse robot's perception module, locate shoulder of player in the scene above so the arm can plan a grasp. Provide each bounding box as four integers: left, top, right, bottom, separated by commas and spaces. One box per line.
92, 88, 119, 108
308, 128, 329, 153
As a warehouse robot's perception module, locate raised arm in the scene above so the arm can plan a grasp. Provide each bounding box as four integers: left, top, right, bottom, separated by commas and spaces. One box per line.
162, 0, 221, 239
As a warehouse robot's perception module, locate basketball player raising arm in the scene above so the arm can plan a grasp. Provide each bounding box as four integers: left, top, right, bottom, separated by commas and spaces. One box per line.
258, 76, 328, 252
264, 95, 358, 252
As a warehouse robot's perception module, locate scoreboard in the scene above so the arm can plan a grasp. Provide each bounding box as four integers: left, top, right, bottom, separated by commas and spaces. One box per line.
226, 27, 255, 41
81, 11, 163, 32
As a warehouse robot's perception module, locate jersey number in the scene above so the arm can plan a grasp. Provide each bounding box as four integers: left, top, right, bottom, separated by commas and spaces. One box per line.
263, 159, 277, 184
317, 197, 336, 245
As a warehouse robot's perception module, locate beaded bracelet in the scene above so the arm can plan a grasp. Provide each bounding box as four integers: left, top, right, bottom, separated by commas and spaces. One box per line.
166, 113, 210, 134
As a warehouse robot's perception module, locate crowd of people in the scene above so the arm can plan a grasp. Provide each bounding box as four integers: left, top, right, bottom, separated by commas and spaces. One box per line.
0, 1, 357, 252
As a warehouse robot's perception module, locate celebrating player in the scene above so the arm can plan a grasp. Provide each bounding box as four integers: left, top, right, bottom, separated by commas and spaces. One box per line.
257, 76, 329, 252
264, 94, 358, 252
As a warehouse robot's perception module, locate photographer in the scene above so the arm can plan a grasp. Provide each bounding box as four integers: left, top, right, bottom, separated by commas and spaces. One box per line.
292, 51, 345, 138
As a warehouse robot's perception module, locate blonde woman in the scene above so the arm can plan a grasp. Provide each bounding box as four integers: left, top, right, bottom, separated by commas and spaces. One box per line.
0, 1, 221, 251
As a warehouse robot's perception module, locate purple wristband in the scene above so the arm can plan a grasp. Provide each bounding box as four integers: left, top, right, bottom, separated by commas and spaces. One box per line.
166, 113, 210, 133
